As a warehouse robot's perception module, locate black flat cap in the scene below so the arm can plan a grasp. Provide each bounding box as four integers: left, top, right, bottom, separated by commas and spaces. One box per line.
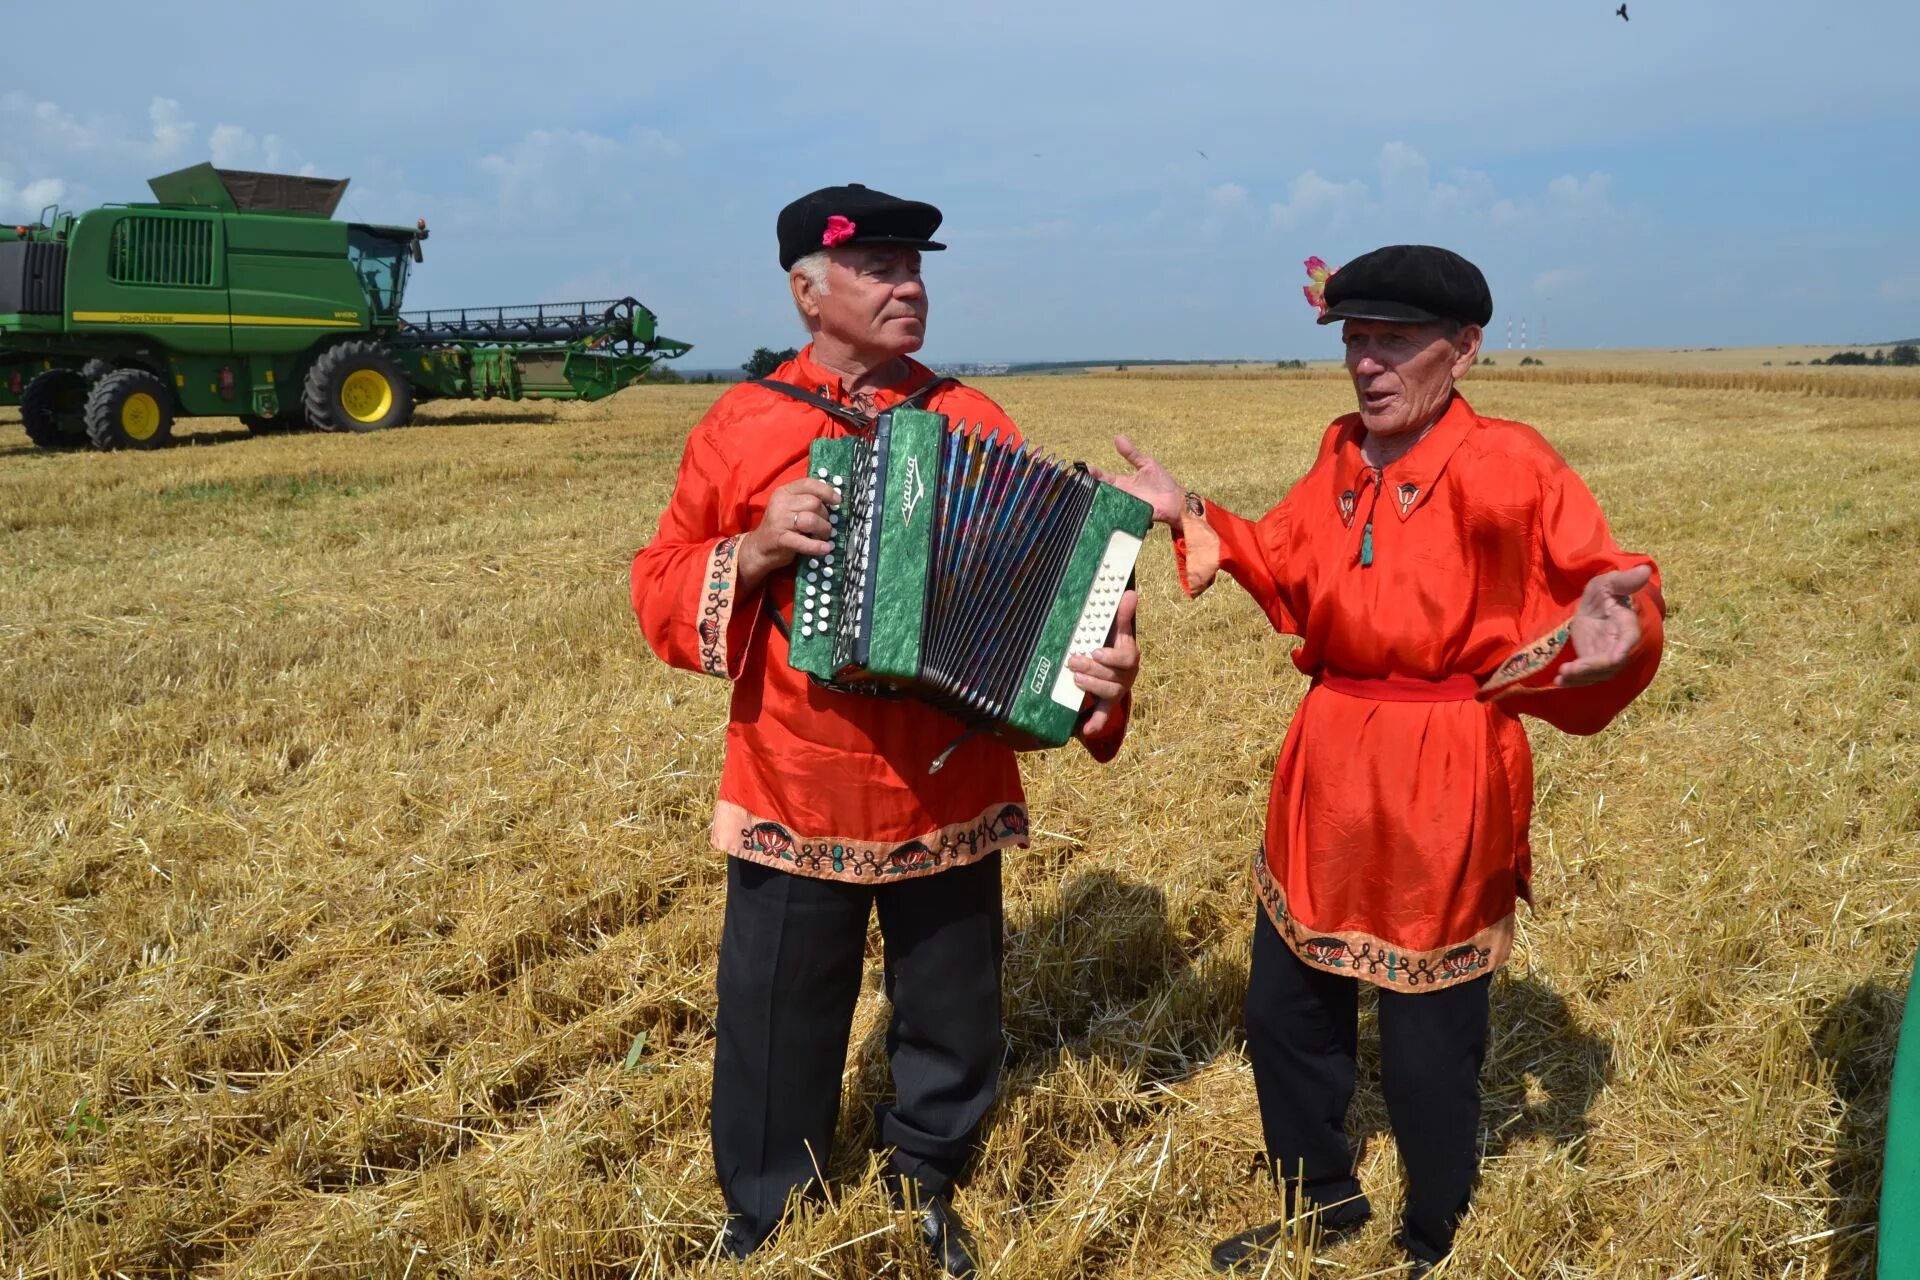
777, 183, 946, 270
1318, 244, 1493, 327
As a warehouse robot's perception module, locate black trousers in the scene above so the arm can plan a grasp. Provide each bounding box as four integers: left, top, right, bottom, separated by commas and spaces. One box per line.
1245, 915, 1491, 1264
711, 852, 1004, 1253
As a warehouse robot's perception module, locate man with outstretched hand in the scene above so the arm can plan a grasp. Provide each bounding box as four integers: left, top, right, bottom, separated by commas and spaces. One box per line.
1107, 244, 1663, 1278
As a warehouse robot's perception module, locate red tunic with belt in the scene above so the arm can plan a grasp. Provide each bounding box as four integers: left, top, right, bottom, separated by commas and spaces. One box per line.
631, 347, 1128, 883
1174, 393, 1663, 990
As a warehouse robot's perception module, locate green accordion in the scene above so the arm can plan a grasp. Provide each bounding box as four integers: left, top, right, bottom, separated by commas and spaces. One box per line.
788, 408, 1151, 749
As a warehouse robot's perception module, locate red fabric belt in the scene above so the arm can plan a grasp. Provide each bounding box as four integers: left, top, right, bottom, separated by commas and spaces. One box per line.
1316, 672, 1483, 702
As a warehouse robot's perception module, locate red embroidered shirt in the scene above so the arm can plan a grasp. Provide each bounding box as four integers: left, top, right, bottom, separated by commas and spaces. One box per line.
631, 346, 1128, 882
1174, 393, 1664, 990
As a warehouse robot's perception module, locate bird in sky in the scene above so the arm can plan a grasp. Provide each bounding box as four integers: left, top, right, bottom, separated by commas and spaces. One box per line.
1616, 3, 1628, 19
1196, 149, 1209, 159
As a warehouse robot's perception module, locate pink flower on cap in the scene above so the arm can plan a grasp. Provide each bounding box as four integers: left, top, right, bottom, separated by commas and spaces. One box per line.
821, 215, 857, 247
1303, 256, 1337, 315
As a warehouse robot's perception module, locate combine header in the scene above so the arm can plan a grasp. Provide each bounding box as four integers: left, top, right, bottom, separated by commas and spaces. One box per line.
0, 164, 690, 450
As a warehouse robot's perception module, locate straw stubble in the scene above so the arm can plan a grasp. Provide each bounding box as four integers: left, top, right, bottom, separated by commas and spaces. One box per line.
1, 369, 1913, 1277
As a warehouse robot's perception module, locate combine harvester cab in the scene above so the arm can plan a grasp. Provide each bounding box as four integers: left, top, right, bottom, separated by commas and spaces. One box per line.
0, 164, 689, 451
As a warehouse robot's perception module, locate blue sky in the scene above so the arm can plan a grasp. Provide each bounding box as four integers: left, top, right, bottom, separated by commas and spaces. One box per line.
3, 1, 1915, 365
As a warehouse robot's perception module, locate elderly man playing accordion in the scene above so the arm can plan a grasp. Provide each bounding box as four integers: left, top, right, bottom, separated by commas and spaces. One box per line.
630, 184, 1139, 1276
1109, 245, 1664, 1277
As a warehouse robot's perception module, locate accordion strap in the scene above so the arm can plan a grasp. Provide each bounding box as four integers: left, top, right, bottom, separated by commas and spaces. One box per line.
751, 372, 955, 649
748, 374, 955, 430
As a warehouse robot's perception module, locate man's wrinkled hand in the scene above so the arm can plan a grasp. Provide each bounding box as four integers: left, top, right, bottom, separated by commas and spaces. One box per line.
1093, 435, 1188, 528
739, 477, 839, 590
1072, 589, 1140, 739
1558, 564, 1653, 687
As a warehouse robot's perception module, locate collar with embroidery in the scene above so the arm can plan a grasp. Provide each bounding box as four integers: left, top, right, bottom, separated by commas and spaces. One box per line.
1330, 393, 1477, 527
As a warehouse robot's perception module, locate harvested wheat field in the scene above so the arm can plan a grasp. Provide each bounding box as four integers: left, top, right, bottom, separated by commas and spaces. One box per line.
2, 368, 1916, 1279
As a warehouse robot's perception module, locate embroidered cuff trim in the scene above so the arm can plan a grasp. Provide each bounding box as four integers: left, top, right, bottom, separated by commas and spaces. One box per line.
1477, 619, 1573, 701
697, 535, 744, 678
1173, 496, 1221, 598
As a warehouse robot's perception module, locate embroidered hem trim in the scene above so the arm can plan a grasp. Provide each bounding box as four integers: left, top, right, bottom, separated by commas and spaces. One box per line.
712, 798, 1031, 883
1253, 849, 1512, 991
1174, 498, 1222, 598
1478, 619, 1574, 701
697, 535, 744, 678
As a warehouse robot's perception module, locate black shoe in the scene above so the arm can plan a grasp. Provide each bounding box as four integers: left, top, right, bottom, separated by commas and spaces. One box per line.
1393, 1229, 1445, 1278
718, 1220, 757, 1261
914, 1195, 981, 1278
1209, 1208, 1372, 1273
887, 1178, 980, 1278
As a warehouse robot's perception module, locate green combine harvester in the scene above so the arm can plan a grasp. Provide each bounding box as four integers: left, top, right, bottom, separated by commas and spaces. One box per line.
0, 164, 690, 450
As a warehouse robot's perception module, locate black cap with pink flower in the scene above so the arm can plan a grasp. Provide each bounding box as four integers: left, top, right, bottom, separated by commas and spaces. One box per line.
1305, 245, 1493, 327
777, 183, 947, 270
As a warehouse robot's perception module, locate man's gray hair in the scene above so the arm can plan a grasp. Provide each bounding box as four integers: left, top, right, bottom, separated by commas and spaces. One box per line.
791, 251, 831, 293
790, 251, 831, 331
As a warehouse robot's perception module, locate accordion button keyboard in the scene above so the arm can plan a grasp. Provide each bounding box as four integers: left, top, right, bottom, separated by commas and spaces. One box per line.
1050, 529, 1146, 710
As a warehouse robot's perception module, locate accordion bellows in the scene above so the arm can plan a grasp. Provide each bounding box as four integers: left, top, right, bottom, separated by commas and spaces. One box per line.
789, 409, 1151, 748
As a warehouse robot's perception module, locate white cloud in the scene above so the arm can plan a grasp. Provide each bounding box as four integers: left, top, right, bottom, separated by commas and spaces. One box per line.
1206, 181, 1249, 211
629, 126, 679, 155
147, 98, 193, 158
0, 91, 99, 153
1428, 170, 1497, 214
1548, 171, 1614, 213
1373, 143, 1509, 221
1270, 170, 1369, 230
0, 175, 67, 220
1379, 141, 1430, 201
208, 124, 311, 173
208, 124, 251, 167
477, 129, 629, 223
0, 91, 195, 175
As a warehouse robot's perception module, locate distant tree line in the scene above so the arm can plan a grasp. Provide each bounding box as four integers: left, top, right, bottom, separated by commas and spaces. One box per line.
640, 366, 729, 384
1811, 345, 1918, 366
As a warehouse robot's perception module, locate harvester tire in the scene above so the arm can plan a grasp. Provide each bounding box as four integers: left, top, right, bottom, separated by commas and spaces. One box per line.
304, 342, 413, 433
81, 359, 113, 383
85, 370, 176, 452
20, 369, 91, 449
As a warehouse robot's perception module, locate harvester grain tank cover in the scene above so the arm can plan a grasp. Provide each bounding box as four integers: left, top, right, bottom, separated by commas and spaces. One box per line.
146, 163, 348, 218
